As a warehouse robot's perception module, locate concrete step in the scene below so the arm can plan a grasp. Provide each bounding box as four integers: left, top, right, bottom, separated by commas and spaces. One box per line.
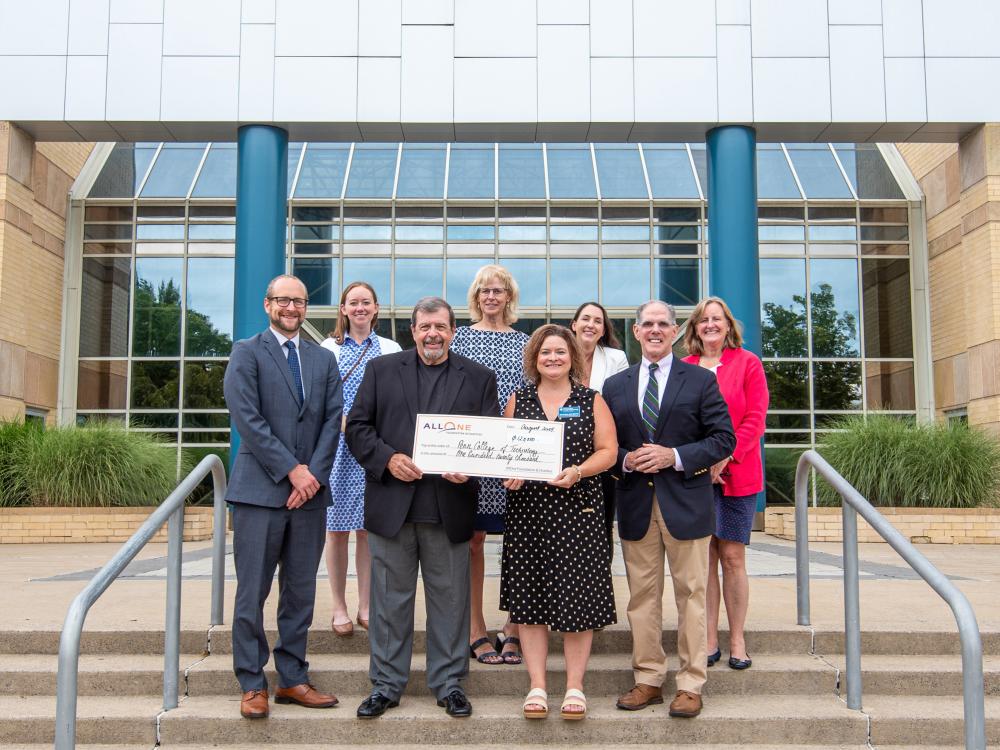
0, 696, 161, 745
832, 654, 1000, 695
0, 653, 838, 698
157, 693, 871, 746
864, 695, 1000, 746
5, 745, 877, 750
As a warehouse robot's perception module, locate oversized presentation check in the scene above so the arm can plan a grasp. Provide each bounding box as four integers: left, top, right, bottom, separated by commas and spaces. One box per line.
412, 414, 565, 481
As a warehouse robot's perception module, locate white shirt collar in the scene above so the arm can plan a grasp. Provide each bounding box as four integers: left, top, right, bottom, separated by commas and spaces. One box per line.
269, 327, 301, 352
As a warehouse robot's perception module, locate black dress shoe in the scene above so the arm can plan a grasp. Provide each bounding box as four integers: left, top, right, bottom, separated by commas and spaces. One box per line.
728, 654, 752, 670
436, 689, 472, 717
356, 692, 399, 718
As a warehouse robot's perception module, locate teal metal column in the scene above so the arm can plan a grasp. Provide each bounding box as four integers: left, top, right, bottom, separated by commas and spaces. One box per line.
231, 125, 288, 461
706, 125, 765, 509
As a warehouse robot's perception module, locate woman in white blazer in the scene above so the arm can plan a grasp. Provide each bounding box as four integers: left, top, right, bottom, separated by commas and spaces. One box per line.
321, 281, 401, 637
570, 301, 629, 555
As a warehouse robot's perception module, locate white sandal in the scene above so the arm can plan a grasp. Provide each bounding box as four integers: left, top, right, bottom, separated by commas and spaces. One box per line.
560, 688, 586, 720
522, 687, 548, 719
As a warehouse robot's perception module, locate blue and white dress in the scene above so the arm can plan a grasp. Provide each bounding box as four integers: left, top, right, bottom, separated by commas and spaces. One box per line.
450, 326, 530, 533
322, 332, 401, 532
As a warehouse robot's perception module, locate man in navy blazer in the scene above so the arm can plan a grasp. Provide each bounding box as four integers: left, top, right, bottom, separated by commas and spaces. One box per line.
602, 300, 734, 719
223, 274, 343, 719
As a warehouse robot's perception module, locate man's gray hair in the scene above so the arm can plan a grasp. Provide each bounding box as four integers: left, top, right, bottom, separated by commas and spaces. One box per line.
410, 296, 456, 328
635, 300, 677, 325
265, 274, 307, 298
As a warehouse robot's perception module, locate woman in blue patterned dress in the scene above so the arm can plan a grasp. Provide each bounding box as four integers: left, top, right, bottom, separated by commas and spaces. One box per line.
321, 281, 401, 636
451, 264, 529, 665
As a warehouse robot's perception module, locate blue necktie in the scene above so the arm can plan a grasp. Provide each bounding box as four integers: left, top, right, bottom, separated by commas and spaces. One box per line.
286, 340, 304, 405
641, 362, 659, 441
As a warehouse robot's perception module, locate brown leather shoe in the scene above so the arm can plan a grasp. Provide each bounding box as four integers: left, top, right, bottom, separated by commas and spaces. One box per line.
240, 689, 269, 719
274, 683, 339, 708
615, 683, 663, 711
668, 689, 702, 718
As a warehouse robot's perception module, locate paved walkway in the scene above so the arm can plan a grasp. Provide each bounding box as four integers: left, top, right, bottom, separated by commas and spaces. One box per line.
4, 532, 999, 634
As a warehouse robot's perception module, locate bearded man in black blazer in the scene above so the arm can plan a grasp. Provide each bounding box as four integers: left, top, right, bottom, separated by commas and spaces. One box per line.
345, 296, 500, 719
602, 300, 735, 720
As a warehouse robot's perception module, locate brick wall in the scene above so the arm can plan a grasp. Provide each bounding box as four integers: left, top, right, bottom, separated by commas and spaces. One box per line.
0, 506, 215, 543
765, 506, 1000, 544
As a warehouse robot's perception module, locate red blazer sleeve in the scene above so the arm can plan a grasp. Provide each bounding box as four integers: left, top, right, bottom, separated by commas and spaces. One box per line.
730, 351, 768, 464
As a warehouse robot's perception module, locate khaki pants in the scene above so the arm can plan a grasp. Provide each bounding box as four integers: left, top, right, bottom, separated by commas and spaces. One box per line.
620, 499, 709, 694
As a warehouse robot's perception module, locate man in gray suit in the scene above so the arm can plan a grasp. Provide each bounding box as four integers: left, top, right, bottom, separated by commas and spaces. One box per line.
346, 297, 500, 719
223, 274, 343, 719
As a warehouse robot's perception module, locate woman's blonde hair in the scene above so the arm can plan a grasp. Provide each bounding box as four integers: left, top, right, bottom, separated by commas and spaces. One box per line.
684, 296, 743, 355
331, 281, 380, 345
522, 324, 585, 385
466, 264, 520, 325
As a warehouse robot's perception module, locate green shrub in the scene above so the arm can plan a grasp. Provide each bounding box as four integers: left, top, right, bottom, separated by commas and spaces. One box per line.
0, 420, 31, 507
817, 415, 1000, 508
0, 421, 190, 507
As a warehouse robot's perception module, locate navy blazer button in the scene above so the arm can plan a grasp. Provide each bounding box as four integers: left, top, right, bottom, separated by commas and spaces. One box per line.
647, 481, 653, 487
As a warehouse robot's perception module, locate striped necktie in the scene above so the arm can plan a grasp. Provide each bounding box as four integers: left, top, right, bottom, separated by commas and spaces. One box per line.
641, 362, 659, 441
286, 340, 304, 405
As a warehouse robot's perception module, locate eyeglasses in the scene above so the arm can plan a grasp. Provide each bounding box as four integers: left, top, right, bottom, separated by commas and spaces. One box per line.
478, 287, 507, 297
268, 296, 309, 308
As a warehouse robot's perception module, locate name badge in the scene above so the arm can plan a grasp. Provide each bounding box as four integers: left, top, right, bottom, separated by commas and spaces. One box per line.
557, 405, 581, 419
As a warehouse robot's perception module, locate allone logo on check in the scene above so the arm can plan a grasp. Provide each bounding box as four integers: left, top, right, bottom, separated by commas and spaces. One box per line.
422, 421, 473, 432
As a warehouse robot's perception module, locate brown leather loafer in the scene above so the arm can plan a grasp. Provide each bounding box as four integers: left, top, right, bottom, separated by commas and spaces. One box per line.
274, 683, 338, 708
240, 689, 269, 719
668, 689, 702, 718
615, 683, 663, 711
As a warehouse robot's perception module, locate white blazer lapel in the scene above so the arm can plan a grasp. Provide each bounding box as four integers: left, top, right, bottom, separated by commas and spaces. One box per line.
590, 345, 608, 392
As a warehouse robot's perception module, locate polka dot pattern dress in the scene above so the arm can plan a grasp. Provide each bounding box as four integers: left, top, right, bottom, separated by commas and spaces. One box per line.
500, 384, 617, 632
450, 326, 529, 533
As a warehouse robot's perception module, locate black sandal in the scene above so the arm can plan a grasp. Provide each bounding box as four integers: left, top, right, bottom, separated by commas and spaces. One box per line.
469, 636, 503, 665
494, 633, 523, 665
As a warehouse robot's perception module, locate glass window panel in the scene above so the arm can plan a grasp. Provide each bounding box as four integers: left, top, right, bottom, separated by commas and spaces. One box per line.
294, 145, 350, 198
188, 224, 236, 241
810, 258, 860, 357
395, 258, 443, 305
550, 225, 598, 241
85, 206, 133, 223
446, 243, 494, 256
862, 258, 913, 358
184, 412, 233, 428
343, 224, 392, 241
130, 361, 180, 409
861, 243, 909, 256
865, 361, 915, 410
761, 258, 807, 357
655, 243, 699, 255
395, 225, 443, 241
89, 143, 159, 198
861, 206, 907, 223
140, 144, 206, 198
343, 243, 390, 255
603, 259, 650, 306
499, 244, 546, 256
861, 225, 909, 242
655, 225, 699, 241
396, 205, 441, 219
654, 206, 699, 222
759, 225, 804, 241
809, 205, 855, 222
342, 257, 391, 300
551, 206, 597, 221
84, 241, 131, 255
293, 206, 338, 222
76, 360, 128, 410
498, 145, 546, 198
766, 431, 812, 445
766, 413, 811, 429
501, 258, 547, 306
183, 362, 227, 409
137, 205, 185, 220
602, 225, 650, 241
760, 243, 805, 256
499, 225, 546, 241
757, 149, 801, 199
136, 242, 183, 255
813, 361, 862, 410
654, 259, 699, 306
293, 224, 338, 241
344, 206, 391, 220
809, 243, 858, 257
133, 257, 183, 356
346, 146, 398, 198
293, 242, 336, 255
643, 147, 699, 198
604, 243, 653, 256
292, 257, 335, 306
190, 205, 235, 219
550, 244, 597, 256
447, 225, 495, 241
550, 258, 597, 307
80, 258, 131, 357
594, 145, 648, 198
136, 224, 185, 240
835, 146, 905, 199
546, 145, 597, 199
191, 144, 236, 198
765, 447, 806, 503
446, 258, 485, 303
809, 225, 857, 241
396, 145, 446, 198
130, 413, 179, 428
84, 224, 133, 241
448, 145, 495, 199
449, 205, 494, 220
690, 146, 707, 194
763, 362, 809, 409
395, 243, 440, 256
499, 205, 546, 220
758, 205, 804, 221
604, 207, 649, 220
186, 258, 234, 357
182, 431, 230, 444
787, 147, 852, 198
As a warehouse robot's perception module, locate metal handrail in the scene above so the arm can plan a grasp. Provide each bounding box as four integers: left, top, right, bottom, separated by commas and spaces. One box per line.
794, 449, 986, 750
54, 454, 228, 750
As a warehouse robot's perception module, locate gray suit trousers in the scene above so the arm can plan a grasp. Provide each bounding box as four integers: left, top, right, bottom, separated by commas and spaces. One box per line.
231, 502, 326, 692
367, 522, 471, 702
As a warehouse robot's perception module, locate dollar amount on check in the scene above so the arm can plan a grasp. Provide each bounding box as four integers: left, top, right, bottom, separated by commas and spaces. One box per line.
412, 414, 565, 481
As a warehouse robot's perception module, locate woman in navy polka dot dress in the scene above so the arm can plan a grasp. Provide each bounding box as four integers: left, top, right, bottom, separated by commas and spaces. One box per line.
499, 325, 618, 719
321, 281, 400, 637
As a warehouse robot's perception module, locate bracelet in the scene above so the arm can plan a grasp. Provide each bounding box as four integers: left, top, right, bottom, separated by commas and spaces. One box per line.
570, 464, 583, 483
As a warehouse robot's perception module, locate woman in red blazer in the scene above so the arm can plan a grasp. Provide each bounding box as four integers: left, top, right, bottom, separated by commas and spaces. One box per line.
683, 297, 768, 671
